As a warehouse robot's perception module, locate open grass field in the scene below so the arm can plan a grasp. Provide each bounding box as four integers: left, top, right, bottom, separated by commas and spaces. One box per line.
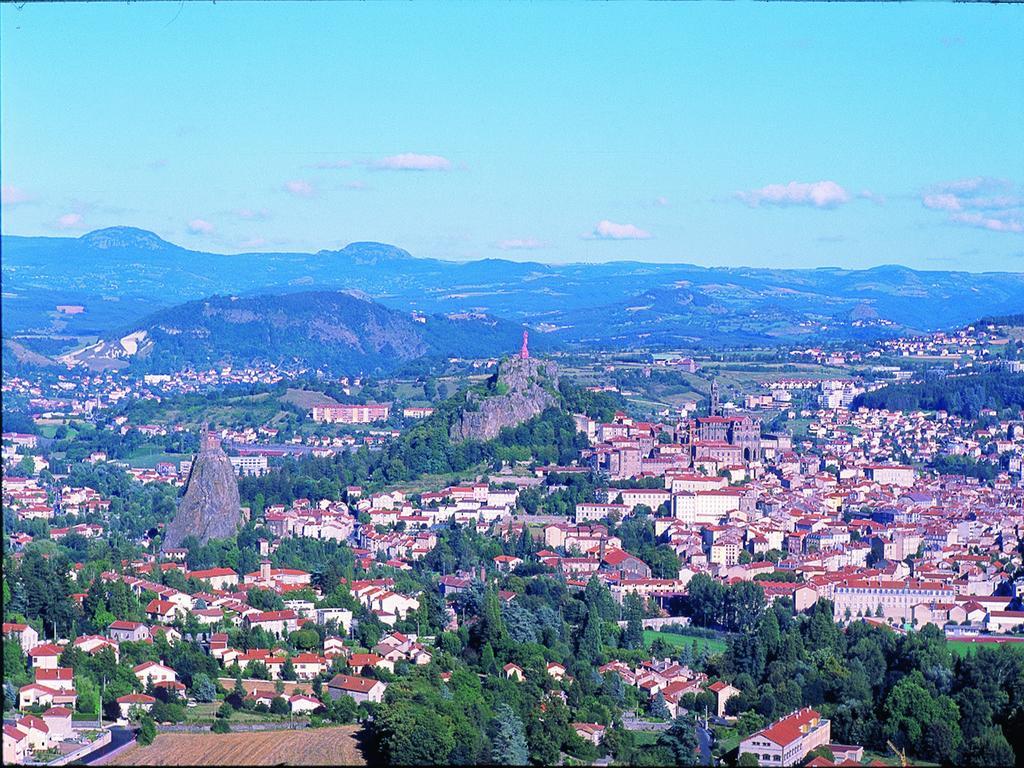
711, 724, 740, 757
125, 445, 191, 469
280, 388, 339, 409
949, 637, 1024, 658
38, 423, 81, 439
861, 750, 940, 767
631, 731, 662, 747
643, 630, 727, 656
108, 725, 365, 766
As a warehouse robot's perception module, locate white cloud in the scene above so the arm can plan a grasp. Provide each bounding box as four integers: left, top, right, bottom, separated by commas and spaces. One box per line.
283, 180, 316, 198
237, 208, 270, 220
949, 212, 1024, 234
2, 185, 32, 206
496, 238, 548, 250
922, 193, 963, 212
56, 213, 85, 230
932, 176, 1007, 195
239, 236, 268, 249
586, 220, 652, 240
654, 196, 669, 207
373, 153, 452, 171
922, 178, 1023, 234
188, 218, 215, 235
738, 180, 851, 209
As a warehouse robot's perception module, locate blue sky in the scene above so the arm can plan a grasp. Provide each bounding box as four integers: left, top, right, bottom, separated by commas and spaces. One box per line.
2, 2, 1023, 269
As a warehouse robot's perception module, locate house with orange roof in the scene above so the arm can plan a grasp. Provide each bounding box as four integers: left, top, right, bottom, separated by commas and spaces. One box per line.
573, 722, 606, 746
133, 660, 177, 687
27, 644, 63, 670
288, 693, 322, 714
12, 715, 50, 751
41, 707, 73, 741
3, 723, 30, 765
347, 653, 393, 675
34, 668, 74, 691
326, 674, 387, 704
707, 680, 740, 718
116, 693, 156, 719
503, 662, 525, 682
2, 623, 40, 654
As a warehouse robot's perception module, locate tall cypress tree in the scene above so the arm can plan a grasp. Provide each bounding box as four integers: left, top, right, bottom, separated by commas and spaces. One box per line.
623, 592, 645, 650
479, 586, 507, 648
491, 703, 529, 765
578, 606, 603, 662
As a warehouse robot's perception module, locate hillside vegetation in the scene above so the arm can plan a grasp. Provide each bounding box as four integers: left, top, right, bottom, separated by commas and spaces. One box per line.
852, 372, 1024, 419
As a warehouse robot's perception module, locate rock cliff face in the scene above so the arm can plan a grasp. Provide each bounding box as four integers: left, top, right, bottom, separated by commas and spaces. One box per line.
450, 357, 559, 442
161, 433, 243, 551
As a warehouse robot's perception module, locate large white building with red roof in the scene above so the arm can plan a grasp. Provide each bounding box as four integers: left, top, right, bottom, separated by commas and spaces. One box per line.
739, 707, 831, 766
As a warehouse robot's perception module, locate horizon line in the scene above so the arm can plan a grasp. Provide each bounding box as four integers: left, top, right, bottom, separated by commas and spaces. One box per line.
1, 226, 1018, 275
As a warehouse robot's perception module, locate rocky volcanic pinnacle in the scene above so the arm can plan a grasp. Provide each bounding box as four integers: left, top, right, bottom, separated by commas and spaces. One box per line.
450, 356, 560, 442
161, 432, 243, 551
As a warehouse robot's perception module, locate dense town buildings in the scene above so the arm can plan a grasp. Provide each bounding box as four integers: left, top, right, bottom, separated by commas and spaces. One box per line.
3, 326, 1024, 766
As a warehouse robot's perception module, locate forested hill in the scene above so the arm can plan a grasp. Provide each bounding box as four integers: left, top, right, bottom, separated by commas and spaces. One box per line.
57, 291, 543, 374
852, 371, 1024, 419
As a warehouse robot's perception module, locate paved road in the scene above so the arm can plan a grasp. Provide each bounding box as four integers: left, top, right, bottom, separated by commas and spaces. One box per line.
80, 726, 135, 765
697, 725, 713, 765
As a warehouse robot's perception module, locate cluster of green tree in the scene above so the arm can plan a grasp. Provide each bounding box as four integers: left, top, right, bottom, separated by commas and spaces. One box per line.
122, 383, 306, 430
4, 548, 83, 640
364, 571, 703, 766
43, 419, 200, 465
514, 471, 602, 518
615, 509, 682, 579
976, 314, 1024, 327
179, 523, 272, 580
851, 371, 1024, 420
0, 397, 37, 435
713, 601, 1023, 765
64, 462, 179, 540
679, 574, 766, 633
608, 475, 674, 490
238, 380, 620, 507
929, 454, 1002, 482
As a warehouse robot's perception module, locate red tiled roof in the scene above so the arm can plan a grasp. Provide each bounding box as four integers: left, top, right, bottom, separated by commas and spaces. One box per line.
116, 693, 156, 704
758, 707, 821, 747
327, 674, 380, 693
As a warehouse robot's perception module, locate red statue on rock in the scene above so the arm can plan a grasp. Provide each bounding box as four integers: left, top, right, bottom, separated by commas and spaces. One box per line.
520, 330, 529, 360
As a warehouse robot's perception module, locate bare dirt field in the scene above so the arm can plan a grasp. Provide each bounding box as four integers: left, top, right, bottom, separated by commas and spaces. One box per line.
107, 725, 365, 766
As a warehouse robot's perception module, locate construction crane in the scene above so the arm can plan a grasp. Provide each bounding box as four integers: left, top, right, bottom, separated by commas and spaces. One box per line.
887, 740, 909, 768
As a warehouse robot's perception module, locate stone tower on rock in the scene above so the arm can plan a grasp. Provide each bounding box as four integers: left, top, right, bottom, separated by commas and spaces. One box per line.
161, 427, 243, 551
449, 341, 559, 443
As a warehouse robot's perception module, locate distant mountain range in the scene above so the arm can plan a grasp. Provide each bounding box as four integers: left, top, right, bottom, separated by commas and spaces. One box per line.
4, 227, 1024, 362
